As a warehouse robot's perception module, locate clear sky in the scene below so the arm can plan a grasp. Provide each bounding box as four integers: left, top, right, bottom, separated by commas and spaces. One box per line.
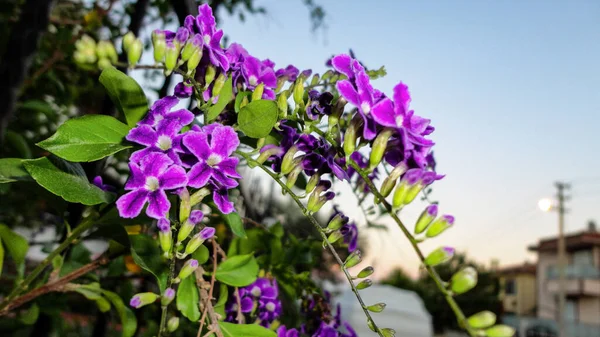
140, 0, 600, 277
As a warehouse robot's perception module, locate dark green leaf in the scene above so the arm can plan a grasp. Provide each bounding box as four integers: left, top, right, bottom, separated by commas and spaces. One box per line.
130, 235, 167, 291
6, 131, 32, 159
37, 115, 131, 162
0, 158, 31, 183
237, 100, 278, 138
218, 322, 277, 337
215, 253, 259, 287
18, 99, 54, 116
0, 224, 29, 267
234, 91, 251, 113
19, 303, 39, 325
191, 244, 209, 264
99, 67, 148, 127
23, 157, 113, 205
223, 212, 246, 238
102, 290, 137, 337
176, 273, 200, 321
206, 76, 233, 122
96, 297, 112, 312
0, 237, 4, 277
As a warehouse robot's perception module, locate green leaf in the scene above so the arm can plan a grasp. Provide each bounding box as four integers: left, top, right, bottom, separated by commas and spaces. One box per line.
0, 237, 4, 277
23, 157, 113, 205
0, 158, 31, 183
18, 99, 55, 116
0, 224, 29, 267
215, 253, 259, 287
218, 322, 277, 337
206, 76, 233, 122
191, 244, 210, 264
176, 273, 200, 322
95, 297, 112, 313
237, 100, 278, 138
19, 303, 39, 325
130, 235, 167, 291
99, 67, 148, 127
37, 115, 131, 162
102, 290, 137, 337
234, 91, 251, 113
6, 131, 32, 159
223, 212, 246, 238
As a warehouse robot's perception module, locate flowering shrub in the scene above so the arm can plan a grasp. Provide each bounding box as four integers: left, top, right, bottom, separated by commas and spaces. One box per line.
0, 3, 515, 337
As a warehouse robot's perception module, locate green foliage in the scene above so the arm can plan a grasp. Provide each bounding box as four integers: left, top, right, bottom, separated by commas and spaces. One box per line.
102, 290, 138, 337
23, 157, 113, 205
99, 67, 148, 127
206, 76, 234, 121
215, 253, 259, 287
0, 158, 31, 183
218, 321, 277, 337
0, 224, 30, 273
191, 244, 210, 264
237, 100, 279, 138
37, 115, 131, 162
176, 273, 201, 322
130, 235, 168, 291
223, 212, 246, 238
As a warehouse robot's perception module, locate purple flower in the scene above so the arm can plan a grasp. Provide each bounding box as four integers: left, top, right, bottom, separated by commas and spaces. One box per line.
306, 90, 334, 120
242, 56, 277, 99
258, 298, 282, 324
92, 176, 115, 192
336, 70, 379, 140
139, 96, 194, 128
174, 81, 193, 98
275, 65, 300, 82
183, 124, 241, 189
331, 54, 365, 82
277, 326, 300, 337
312, 322, 338, 337
116, 153, 187, 219
226, 43, 250, 84
340, 222, 358, 252
245, 278, 278, 299
199, 226, 216, 240
184, 4, 229, 70
127, 119, 187, 165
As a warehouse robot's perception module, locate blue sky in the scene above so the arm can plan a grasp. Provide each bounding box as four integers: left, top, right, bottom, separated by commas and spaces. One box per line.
140, 0, 600, 277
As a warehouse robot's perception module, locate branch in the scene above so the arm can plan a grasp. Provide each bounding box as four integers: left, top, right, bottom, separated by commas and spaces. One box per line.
237, 150, 385, 337
196, 239, 223, 337
0, 255, 111, 316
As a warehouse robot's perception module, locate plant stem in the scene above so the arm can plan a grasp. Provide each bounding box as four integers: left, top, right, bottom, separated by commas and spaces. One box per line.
0, 217, 96, 311
158, 253, 177, 336
237, 151, 385, 337
348, 161, 477, 337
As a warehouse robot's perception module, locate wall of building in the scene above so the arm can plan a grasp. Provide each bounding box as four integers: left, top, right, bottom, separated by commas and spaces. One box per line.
578, 297, 600, 325
517, 274, 537, 315
538, 251, 558, 320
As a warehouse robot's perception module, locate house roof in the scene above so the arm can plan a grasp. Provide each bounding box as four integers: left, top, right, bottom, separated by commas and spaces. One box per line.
497, 263, 537, 275
528, 230, 600, 252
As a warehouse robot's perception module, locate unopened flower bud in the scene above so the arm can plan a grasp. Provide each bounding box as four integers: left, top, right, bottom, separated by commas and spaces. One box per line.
367, 318, 376, 332
344, 250, 362, 268
256, 145, 283, 165
285, 165, 303, 190
467, 311, 496, 329
415, 204, 438, 234
450, 266, 477, 294
164, 42, 178, 75
129, 292, 159, 308
167, 317, 180, 332
280, 145, 299, 175
181, 34, 202, 62
97, 41, 117, 64
306, 174, 320, 194
356, 279, 373, 290
307, 190, 334, 213
152, 30, 166, 63
158, 218, 172, 255
293, 80, 305, 107
174, 27, 189, 50
343, 119, 359, 157
369, 128, 394, 169
380, 176, 397, 198
186, 50, 202, 75
212, 73, 227, 98
389, 162, 408, 181
184, 227, 215, 256
98, 58, 113, 70
366, 303, 386, 313
190, 188, 210, 206
175, 259, 199, 282
392, 169, 422, 208
381, 328, 396, 337
177, 210, 203, 244
327, 213, 348, 231
392, 180, 410, 208
425, 214, 454, 238
310, 73, 320, 86
161, 288, 175, 306
424, 247, 455, 266
252, 83, 265, 101
357, 266, 375, 278
484, 325, 515, 337
327, 231, 343, 244
277, 92, 288, 118
204, 66, 216, 88
122, 32, 135, 53
128, 39, 143, 67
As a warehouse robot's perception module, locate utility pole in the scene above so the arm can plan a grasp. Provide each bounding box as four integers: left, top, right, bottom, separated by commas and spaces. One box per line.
555, 181, 569, 337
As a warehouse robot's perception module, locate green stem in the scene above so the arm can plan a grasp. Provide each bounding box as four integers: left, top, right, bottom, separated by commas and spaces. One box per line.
0, 217, 96, 310
237, 151, 385, 337
348, 161, 477, 337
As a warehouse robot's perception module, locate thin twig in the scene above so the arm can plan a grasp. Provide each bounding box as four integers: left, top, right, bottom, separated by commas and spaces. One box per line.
233, 287, 244, 324
196, 239, 223, 337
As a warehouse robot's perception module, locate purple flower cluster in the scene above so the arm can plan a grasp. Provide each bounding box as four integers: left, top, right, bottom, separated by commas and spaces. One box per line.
116, 95, 240, 219
225, 277, 282, 327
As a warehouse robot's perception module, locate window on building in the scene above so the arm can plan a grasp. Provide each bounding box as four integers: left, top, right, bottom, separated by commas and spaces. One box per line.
505, 278, 516, 295
573, 250, 593, 266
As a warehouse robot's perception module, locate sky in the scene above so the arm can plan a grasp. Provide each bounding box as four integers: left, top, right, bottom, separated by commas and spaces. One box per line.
138, 0, 600, 278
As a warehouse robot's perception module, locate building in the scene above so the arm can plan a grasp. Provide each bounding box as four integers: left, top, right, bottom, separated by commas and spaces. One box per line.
498, 263, 537, 316
526, 224, 600, 336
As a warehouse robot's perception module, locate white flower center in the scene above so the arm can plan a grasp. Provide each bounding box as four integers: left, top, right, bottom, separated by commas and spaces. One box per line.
251, 287, 261, 297
157, 135, 172, 151
266, 302, 276, 312
203, 34, 211, 45
248, 75, 258, 87
145, 176, 160, 191
361, 101, 371, 114
395, 115, 404, 127
206, 153, 222, 166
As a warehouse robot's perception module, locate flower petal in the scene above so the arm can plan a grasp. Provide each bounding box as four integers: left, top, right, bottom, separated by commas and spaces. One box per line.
393, 82, 411, 117
126, 125, 157, 146
125, 162, 146, 190
183, 131, 211, 160
212, 170, 238, 188
331, 54, 352, 77
146, 190, 170, 219
141, 153, 174, 177
218, 157, 242, 178
187, 162, 212, 188
336, 80, 360, 106
213, 187, 234, 214
209, 125, 240, 157
371, 98, 397, 127
117, 189, 149, 218
159, 165, 188, 189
